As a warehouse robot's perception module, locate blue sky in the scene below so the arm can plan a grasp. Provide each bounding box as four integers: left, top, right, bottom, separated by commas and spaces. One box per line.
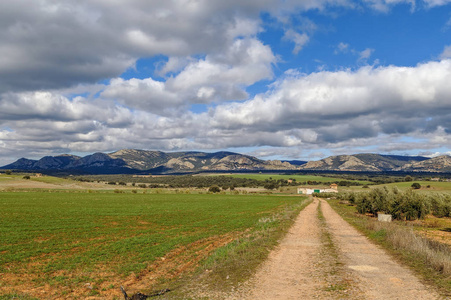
1, 0, 451, 166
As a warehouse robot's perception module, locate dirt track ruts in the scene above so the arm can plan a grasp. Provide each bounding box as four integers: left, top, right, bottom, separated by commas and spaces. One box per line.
229, 198, 441, 299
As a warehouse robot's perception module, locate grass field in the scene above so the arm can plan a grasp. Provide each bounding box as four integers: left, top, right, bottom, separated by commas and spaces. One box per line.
0, 191, 305, 298
342, 180, 451, 193
384, 181, 451, 192
226, 174, 371, 184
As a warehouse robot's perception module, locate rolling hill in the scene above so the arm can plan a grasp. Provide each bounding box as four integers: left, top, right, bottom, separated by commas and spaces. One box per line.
299, 153, 429, 172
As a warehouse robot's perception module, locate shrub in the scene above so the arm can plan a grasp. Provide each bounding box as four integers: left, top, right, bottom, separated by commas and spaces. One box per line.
429, 193, 451, 218
22, 175, 30, 180
209, 185, 221, 193
411, 182, 421, 189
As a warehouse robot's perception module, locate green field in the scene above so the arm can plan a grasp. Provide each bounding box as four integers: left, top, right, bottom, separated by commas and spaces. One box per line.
0, 191, 304, 298
342, 180, 451, 193
226, 174, 371, 184
384, 181, 451, 192
0, 174, 76, 186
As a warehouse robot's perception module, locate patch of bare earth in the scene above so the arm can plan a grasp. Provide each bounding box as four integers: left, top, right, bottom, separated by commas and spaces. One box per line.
0, 234, 236, 299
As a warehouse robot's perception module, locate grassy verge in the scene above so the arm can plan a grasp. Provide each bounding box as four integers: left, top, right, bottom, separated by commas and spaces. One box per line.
327, 199, 451, 297
177, 197, 312, 298
317, 201, 352, 296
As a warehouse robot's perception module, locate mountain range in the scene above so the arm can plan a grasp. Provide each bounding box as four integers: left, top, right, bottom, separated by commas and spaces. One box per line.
0, 149, 301, 174
2, 149, 451, 174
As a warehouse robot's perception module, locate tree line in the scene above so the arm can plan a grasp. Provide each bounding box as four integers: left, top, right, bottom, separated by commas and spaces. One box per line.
316, 187, 451, 220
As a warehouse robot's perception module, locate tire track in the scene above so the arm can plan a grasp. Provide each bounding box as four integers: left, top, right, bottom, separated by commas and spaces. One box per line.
227, 197, 441, 300
230, 198, 359, 299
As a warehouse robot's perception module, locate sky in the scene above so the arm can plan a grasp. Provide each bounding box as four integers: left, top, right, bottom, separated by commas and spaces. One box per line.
1, 0, 451, 166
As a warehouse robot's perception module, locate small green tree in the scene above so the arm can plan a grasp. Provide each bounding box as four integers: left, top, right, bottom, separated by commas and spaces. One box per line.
5, 170, 12, 175
209, 185, 221, 193
411, 182, 421, 189
404, 175, 413, 182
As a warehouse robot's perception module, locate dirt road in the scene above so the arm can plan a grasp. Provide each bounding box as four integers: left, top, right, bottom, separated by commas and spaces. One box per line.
229, 198, 441, 299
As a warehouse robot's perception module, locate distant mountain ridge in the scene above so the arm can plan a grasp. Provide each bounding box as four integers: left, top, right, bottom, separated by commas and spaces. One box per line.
2, 150, 450, 174
0, 149, 301, 174
300, 153, 430, 172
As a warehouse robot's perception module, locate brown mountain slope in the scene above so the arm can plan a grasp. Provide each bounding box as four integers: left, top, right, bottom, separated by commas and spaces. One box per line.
398, 155, 451, 172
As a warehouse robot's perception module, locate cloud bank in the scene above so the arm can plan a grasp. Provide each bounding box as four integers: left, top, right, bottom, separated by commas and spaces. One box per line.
1, 0, 451, 164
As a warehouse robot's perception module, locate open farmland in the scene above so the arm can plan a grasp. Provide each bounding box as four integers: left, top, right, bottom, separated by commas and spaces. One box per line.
227, 174, 337, 182
0, 191, 305, 299
383, 180, 451, 193
226, 174, 371, 184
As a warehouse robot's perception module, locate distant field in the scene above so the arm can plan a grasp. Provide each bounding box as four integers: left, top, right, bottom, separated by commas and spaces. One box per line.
384, 181, 451, 192
29, 175, 74, 185
342, 181, 451, 193
226, 174, 371, 185
0, 174, 74, 184
0, 191, 304, 298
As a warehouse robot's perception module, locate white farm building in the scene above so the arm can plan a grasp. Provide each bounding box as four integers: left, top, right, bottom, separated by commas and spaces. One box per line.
297, 184, 338, 195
